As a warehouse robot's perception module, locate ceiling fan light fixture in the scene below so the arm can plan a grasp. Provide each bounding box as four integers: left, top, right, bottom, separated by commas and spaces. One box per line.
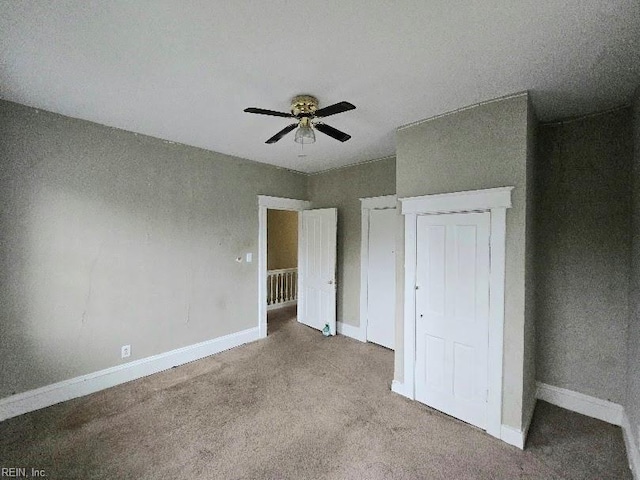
294, 126, 315, 144
294, 117, 316, 144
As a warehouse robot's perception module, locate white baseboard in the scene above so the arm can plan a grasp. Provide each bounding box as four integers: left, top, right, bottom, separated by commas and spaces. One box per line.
391, 380, 412, 399
337, 321, 366, 342
0, 327, 259, 422
499, 396, 536, 451
501, 424, 526, 449
535, 381, 638, 475
267, 300, 297, 311
536, 382, 623, 426
623, 411, 640, 480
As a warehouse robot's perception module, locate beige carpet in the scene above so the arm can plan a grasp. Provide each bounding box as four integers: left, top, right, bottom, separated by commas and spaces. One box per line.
0, 306, 632, 479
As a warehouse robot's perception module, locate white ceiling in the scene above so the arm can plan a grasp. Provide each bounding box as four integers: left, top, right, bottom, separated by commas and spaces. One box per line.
2, 1, 639, 173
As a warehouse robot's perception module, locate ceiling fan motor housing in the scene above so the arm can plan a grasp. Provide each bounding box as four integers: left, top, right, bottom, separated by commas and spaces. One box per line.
291, 95, 318, 117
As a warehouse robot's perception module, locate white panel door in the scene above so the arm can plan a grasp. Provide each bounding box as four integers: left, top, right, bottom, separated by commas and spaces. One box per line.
299, 208, 337, 335
415, 212, 490, 429
366, 208, 396, 349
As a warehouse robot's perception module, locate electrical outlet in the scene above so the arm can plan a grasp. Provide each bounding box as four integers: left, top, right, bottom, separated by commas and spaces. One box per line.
121, 345, 131, 359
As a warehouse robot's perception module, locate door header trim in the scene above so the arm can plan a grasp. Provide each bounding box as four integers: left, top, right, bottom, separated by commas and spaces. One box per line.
360, 194, 397, 210
258, 195, 311, 211
399, 186, 513, 215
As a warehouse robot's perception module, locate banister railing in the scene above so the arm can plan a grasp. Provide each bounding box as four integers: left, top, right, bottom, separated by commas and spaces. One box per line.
267, 268, 297, 310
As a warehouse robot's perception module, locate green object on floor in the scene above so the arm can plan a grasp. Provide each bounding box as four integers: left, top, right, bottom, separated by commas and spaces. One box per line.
322, 323, 331, 336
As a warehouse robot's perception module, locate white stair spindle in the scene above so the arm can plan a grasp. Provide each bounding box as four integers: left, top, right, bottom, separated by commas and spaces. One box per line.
266, 268, 298, 310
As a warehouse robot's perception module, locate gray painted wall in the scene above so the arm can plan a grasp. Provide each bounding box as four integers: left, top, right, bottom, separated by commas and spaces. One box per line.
535, 108, 632, 404
395, 94, 532, 429
628, 87, 640, 459
0, 100, 307, 397
307, 158, 396, 327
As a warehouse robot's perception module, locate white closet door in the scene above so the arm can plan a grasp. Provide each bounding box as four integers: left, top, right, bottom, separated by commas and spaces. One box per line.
415, 211, 490, 429
366, 208, 396, 349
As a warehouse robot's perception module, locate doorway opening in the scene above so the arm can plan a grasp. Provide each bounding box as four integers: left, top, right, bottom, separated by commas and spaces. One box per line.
257, 196, 310, 338
266, 208, 299, 334
257, 195, 337, 339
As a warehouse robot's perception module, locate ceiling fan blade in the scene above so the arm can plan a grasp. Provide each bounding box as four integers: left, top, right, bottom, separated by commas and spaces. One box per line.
244, 107, 294, 118
265, 123, 298, 144
314, 101, 356, 118
315, 123, 351, 142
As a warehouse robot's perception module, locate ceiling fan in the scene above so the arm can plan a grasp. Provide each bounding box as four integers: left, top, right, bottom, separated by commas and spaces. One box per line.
244, 95, 355, 144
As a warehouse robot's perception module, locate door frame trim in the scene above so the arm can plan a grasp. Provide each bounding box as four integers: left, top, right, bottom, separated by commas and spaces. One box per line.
359, 195, 397, 344
398, 186, 513, 440
257, 196, 311, 339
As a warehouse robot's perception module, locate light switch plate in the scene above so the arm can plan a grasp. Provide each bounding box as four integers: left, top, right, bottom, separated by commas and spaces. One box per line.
246, 252, 252, 263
